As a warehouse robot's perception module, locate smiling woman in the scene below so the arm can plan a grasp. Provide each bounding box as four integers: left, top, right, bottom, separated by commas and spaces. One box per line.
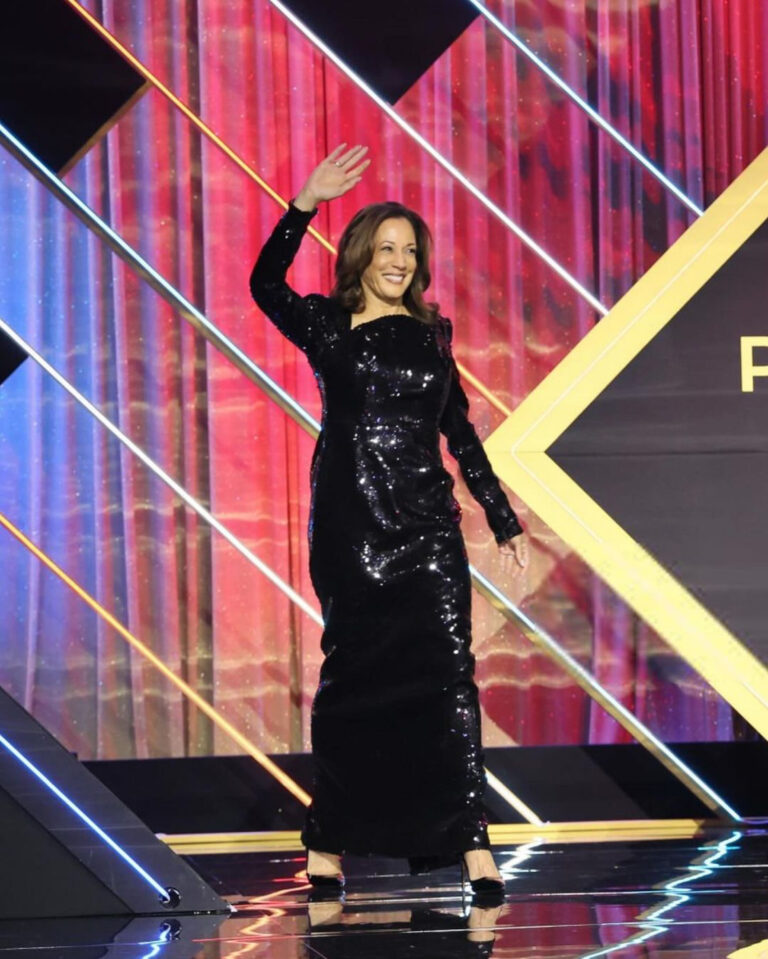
250, 144, 527, 896
330, 201, 438, 326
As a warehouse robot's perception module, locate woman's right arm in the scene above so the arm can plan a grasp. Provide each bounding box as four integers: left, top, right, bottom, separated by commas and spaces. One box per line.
249, 144, 370, 356
249, 204, 322, 355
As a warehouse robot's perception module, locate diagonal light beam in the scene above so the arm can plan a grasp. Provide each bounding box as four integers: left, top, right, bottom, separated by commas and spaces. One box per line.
0, 316, 541, 822
0, 511, 312, 807
0, 315, 323, 627
0, 118, 540, 818
61, 0, 334, 253
473, 567, 741, 821
268, 0, 608, 316
0, 729, 172, 903
0, 118, 319, 437
62, 0, 513, 419
0, 72, 733, 820
467, 0, 704, 217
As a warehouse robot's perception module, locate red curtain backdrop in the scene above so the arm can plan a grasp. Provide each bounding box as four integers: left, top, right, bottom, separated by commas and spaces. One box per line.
0, 0, 765, 758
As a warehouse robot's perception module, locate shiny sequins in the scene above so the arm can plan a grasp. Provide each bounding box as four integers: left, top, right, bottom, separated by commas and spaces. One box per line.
251, 204, 522, 865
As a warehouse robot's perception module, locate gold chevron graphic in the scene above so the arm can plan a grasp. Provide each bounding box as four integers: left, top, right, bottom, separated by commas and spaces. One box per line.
486, 147, 768, 739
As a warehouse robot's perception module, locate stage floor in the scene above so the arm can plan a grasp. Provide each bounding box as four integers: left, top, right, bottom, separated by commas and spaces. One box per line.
3, 825, 768, 957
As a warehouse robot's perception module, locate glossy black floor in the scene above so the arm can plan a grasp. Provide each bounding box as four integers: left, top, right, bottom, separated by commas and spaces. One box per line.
3, 828, 768, 957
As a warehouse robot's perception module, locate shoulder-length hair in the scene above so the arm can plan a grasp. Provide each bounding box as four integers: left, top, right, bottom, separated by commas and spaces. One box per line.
331, 201, 440, 324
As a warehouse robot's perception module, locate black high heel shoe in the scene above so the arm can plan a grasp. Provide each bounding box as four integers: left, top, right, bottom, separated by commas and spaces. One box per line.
307, 873, 345, 889
306, 873, 345, 903
461, 855, 505, 903
306, 851, 345, 892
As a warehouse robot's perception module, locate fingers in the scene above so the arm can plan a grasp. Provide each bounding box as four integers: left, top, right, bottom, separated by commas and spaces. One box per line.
334, 144, 368, 170
499, 536, 528, 569
325, 142, 347, 163
348, 157, 372, 178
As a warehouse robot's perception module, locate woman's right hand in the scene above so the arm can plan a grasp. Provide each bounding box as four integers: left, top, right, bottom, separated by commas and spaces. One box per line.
293, 144, 370, 211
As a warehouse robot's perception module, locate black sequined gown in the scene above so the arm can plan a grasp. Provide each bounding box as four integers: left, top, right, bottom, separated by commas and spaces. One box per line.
250, 205, 522, 868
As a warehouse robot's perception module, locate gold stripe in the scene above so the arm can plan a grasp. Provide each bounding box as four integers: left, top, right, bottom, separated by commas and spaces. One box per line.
728, 942, 768, 959
485, 768, 543, 825
1, 510, 546, 823
160, 819, 710, 854
61, 0, 332, 250
62, 0, 511, 420
58, 82, 151, 175
52, 0, 735, 818
486, 147, 768, 738
0, 511, 312, 807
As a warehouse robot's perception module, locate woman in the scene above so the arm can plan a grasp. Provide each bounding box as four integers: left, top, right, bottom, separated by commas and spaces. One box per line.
250, 144, 527, 895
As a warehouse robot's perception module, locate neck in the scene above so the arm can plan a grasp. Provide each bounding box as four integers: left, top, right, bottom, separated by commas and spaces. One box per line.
354, 299, 409, 321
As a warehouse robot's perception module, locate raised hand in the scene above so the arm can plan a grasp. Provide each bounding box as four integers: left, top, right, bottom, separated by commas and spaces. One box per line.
294, 144, 371, 211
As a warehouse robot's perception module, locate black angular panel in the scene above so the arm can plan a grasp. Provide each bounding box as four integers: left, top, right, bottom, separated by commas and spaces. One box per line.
0, 334, 27, 386
0, 685, 229, 919
281, 0, 479, 103
550, 218, 768, 661
0, 1, 146, 386
0, 0, 146, 173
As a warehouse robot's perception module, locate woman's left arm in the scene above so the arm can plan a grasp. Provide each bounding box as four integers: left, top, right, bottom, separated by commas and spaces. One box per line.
439, 320, 527, 565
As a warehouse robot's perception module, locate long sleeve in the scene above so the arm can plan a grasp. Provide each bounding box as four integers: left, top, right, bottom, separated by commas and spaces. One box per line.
438, 319, 524, 544
249, 203, 331, 357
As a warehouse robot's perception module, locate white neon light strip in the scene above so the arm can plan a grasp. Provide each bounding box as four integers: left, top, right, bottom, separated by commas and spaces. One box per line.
500, 839, 543, 878
471, 565, 742, 821
0, 120, 542, 818
139, 926, 172, 959
575, 831, 741, 959
269, 0, 608, 316
3, 313, 535, 818
0, 731, 170, 902
659, 829, 742, 893
0, 98, 713, 823
0, 317, 323, 627
1, 301, 725, 822
467, 0, 704, 218
0, 120, 319, 437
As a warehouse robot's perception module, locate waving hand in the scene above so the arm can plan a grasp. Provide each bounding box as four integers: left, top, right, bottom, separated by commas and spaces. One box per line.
294, 144, 371, 212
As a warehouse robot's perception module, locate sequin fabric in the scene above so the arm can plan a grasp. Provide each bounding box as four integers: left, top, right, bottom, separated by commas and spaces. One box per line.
250, 205, 523, 868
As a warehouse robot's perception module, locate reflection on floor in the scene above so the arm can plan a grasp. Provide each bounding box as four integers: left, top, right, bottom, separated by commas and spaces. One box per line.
3, 826, 768, 956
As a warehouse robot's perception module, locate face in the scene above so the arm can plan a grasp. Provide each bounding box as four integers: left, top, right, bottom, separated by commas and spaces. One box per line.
360, 218, 418, 310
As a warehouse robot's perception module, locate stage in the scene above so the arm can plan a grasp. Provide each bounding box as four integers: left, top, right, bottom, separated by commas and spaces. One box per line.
1, 2, 767, 956
2, 824, 767, 956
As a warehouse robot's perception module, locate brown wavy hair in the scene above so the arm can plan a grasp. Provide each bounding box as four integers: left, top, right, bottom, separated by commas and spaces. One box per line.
331, 202, 439, 324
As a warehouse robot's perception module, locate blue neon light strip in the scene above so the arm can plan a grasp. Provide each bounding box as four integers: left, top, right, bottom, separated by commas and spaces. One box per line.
0, 731, 170, 902
269, 0, 608, 316
466, 0, 704, 218
471, 566, 742, 821
0, 119, 318, 435
139, 925, 173, 959
659, 829, 742, 893
576, 831, 741, 959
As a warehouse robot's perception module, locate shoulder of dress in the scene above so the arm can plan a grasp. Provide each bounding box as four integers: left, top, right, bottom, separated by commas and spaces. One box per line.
435, 315, 454, 341
433, 315, 454, 362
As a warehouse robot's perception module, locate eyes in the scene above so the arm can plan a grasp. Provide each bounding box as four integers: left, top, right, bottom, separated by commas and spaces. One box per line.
379, 244, 417, 257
